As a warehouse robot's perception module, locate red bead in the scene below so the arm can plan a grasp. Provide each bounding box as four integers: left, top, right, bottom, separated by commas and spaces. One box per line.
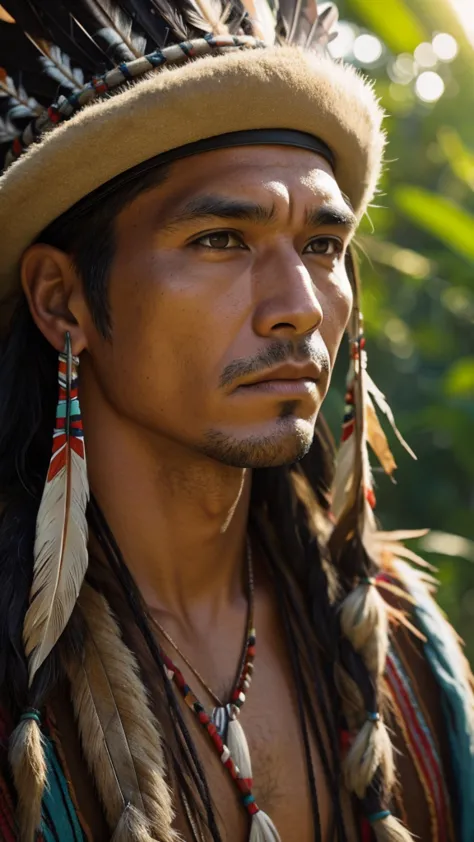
340, 729, 352, 753
92, 76, 108, 93
212, 733, 223, 753
247, 646, 256, 658
366, 488, 377, 509
198, 711, 209, 725
47, 106, 61, 124
225, 758, 237, 779
236, 778, 250, 795
174, 672, 186, 690
341, 421, 355, 442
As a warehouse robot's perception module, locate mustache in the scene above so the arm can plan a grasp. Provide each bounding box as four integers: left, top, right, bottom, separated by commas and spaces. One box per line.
219, 338, 331, 389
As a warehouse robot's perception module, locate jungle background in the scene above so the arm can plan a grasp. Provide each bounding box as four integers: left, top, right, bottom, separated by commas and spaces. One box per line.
323, 0, 474, 664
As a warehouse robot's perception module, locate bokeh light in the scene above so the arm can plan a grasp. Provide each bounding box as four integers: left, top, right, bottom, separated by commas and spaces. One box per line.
328, 22, 356, 59
415, 71, 445, 103
414, 42, 438, 68
432, 33, 458, 62
353, 33, 383, 64
388, 54, 416, 85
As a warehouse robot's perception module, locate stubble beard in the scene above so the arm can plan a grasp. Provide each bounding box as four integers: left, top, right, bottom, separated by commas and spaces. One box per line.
200, 408, 316, 469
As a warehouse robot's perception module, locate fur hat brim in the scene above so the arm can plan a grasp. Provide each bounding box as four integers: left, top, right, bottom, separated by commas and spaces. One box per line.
0, 45, 385, 315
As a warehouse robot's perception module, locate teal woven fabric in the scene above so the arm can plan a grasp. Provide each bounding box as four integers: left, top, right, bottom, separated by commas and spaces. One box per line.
41, 733, 86, 842
407, 571, 474, 842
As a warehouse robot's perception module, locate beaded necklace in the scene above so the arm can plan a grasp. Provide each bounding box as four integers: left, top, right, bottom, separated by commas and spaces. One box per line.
153, 542, 255, 709
151, 540, 281, 842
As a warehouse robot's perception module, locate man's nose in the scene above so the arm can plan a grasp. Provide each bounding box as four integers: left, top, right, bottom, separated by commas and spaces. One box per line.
252, 250, 324, 340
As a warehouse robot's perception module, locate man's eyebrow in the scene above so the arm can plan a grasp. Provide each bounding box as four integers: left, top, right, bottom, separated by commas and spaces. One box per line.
160, 195, 277, 230
305, 203, 357, 231
159, 193, 357, 232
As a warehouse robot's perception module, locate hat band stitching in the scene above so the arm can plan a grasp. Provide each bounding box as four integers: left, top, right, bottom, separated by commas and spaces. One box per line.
4, 35, 265, 172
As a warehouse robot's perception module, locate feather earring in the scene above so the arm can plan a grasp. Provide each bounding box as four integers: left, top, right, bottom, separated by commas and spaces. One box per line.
23, 332, 89, 687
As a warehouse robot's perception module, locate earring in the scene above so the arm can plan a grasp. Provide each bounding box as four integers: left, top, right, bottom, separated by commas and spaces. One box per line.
23, 332, 89, 686
332, 250, 416, 523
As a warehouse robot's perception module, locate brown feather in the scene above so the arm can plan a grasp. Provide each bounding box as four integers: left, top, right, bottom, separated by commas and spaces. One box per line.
65, 584, 177, 841
9, 719, 47, 842
0, 5, 13, 23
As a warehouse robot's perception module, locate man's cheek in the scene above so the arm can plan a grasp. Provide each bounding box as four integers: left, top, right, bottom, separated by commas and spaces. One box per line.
319, 311, 347, 367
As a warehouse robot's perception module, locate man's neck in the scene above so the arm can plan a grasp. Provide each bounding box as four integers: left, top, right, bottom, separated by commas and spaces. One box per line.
81, 370, 252, 629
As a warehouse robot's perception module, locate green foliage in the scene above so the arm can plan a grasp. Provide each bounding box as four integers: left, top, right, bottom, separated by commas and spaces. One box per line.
333, 0, 474, 664
347, 0, 427, 52
394, 187, 474, 263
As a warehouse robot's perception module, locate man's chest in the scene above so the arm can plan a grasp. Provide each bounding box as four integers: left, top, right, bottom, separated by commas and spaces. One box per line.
171, 634, 357, 842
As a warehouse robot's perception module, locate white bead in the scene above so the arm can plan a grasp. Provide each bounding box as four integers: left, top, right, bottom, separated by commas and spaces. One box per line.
239, 692, 246, 703
163, 666, 174, 681
243, 679, 251, 690
221, 745, 230, 763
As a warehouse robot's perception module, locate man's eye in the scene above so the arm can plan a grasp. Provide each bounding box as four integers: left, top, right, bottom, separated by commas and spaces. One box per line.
304, 237, 343, 256
194, 231, 245, 249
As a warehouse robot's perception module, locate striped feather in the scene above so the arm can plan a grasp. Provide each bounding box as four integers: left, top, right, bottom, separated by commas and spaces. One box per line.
23, 339, 89, 686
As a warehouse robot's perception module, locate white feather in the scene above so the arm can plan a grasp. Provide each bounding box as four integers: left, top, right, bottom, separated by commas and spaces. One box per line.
250, 811, 281, 841
24, 448, 89, 684
227, 716, 253, 781
364, 371, 417, 461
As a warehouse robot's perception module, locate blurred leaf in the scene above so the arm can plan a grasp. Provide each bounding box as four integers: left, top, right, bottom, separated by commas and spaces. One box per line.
444, 357, 474, 397
345, 0, 427, 52
358, 235, 435, 280
333, 1, 474, 659
393, 186, 474, 264
413, 324, 457, 359
437, 127, 474, 190
411, 0, 474, 67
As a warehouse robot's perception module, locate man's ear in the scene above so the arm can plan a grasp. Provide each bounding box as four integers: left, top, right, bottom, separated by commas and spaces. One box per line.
21, 243, 88, 355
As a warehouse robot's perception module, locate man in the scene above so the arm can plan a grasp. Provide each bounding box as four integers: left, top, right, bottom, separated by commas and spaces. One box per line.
0, 2, 472, 841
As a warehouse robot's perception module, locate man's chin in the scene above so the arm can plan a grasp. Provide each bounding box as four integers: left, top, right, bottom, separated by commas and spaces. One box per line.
201, 418, 315, 469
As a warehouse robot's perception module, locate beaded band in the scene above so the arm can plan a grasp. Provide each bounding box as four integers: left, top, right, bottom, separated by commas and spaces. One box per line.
366, 711, 380, 723
5, 35, 265, 168
367, 810, 391, 824
19, 709, 41, 725
360, 576, 376, 586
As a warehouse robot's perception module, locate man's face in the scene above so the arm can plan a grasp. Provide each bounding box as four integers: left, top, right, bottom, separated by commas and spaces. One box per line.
82, 146, 355, 467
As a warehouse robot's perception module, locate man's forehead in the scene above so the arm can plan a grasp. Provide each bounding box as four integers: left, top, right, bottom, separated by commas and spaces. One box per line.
169, 143, 337, 186
144, 144, 350, 222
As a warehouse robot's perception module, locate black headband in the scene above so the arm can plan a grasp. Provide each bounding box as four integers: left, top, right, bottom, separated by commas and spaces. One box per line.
43, 129, 335, 229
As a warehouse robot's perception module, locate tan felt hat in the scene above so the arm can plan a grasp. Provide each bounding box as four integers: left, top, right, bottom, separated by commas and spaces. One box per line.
0, 44, 385, 311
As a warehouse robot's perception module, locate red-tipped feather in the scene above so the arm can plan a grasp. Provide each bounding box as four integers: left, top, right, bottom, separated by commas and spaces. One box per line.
23, 336, 89, 685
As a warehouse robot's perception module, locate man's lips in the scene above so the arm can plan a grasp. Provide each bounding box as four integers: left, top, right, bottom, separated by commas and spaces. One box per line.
236, 378, 319, 395
232, 362, 322, 395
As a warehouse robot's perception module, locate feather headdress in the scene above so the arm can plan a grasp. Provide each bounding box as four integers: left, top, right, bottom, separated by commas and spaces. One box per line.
0, 0, 386, 320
